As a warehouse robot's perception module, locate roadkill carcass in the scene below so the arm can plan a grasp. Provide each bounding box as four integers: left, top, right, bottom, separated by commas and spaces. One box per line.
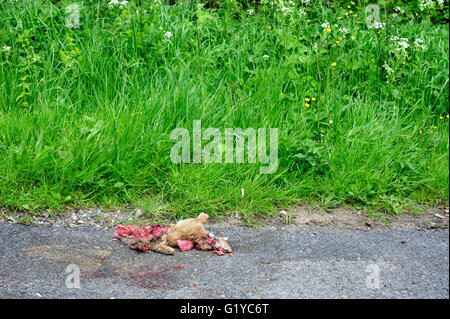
112, 213, 232, 255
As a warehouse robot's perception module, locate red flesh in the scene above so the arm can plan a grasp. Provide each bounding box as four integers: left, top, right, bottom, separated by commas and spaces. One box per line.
176, 240, 194, 251
113, 224, 168, 252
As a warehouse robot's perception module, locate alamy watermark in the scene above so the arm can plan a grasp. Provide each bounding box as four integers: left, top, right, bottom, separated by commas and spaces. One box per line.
365, 264, 381, 289
170, 120, 278, 175
65, 264, 80, 288
65, 3, 81, 29
365, 4, 382, 29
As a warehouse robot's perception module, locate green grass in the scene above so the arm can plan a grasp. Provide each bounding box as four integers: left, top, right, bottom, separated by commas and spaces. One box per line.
0, 0, 448, 221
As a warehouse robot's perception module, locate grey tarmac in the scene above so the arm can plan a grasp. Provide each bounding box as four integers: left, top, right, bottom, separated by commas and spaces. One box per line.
0, 221, 448, 299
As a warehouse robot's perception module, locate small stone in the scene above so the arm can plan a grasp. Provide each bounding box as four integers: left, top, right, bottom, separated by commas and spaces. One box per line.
400, 239, 406, 244
434, 213, 444, 219
279, 210, 287, 217
134, 208, 143, 217
77, 220, 84, 224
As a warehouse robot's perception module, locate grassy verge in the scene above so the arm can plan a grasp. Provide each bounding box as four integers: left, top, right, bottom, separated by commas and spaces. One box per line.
0, 0, 448, 222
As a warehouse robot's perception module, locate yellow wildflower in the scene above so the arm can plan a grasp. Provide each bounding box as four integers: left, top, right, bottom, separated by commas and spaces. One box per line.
331, 62, 337, 67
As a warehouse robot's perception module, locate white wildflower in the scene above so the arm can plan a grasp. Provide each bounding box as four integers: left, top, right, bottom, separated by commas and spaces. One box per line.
120, 0, 129, 5
393, 5, 405, 15
276, 0, 296, 17
281, 6, 294, 16
390, 36, 410, 56
339, 28, 349, 34
108, 0, 119, 5
383, 62, 394, 75
373, 21, 385, 29
247, 9, 255, 15
2, 45, 11, 52
419, 0, 434, 11
397, 39, 409, 48
263, 54, 269, 59
321, 21, 331, 29
396, 41, 409, 55
414, 38, 427, 50
298, 7, 306, 18
164, 31, 173, 38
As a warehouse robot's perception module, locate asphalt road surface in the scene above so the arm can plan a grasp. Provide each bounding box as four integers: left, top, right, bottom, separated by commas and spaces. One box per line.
0, 221, 448, 298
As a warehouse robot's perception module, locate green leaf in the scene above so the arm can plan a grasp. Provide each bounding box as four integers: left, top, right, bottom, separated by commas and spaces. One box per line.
114, 182, 125, 188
